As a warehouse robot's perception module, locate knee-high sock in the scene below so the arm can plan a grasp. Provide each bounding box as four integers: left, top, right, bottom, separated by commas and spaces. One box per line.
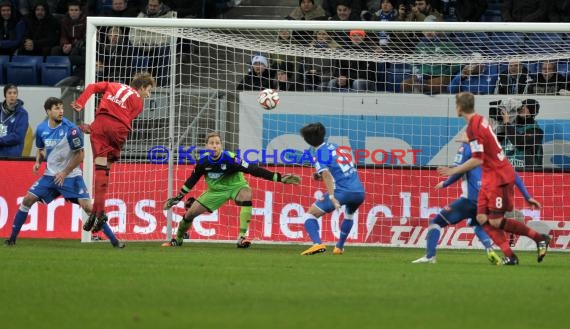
473, 225, 493, 250
336, 218, 354, 249
239, 206, 252, 238
176, 219, 192, 242
303, 214, 321, 244
501, 218, 543, 242
92, 165, 109, 215
9, 205, 31, 242
426, 224, 442, 258
483, 223, 514, 257
101, 222, 118, 245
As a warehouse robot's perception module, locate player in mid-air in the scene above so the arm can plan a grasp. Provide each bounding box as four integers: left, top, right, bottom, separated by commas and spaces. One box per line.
163, 132, 301, 248
4, 97, 124, 248
413, 136, 540, 264
298, 122, 365, 255
438, 92, 550, 265
71, 72, 155, 234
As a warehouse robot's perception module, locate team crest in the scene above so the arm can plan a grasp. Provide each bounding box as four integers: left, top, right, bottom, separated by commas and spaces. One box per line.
221, 164, 226, 170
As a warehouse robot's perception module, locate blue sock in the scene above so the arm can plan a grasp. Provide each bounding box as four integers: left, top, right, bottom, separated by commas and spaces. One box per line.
9, 210, 29, 242
426, 225, 442, 258
336, 219, 353, 249
304, 218, 321, 244
101, 223, 119, 245
473, 225, 493, 250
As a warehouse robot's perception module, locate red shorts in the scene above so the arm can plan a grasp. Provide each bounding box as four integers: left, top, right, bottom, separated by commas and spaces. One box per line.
89, 115, 130, 161
477, 182, 514, 219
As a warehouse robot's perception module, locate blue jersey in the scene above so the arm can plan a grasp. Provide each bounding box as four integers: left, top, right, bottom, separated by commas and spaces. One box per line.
35, 118, 83, 177
314, 142, 364, 193
443, 143, 531, 202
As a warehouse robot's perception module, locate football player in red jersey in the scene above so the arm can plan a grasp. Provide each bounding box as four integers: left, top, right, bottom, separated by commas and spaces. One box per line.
438, 92, 550, 265
71, 72, 156, 233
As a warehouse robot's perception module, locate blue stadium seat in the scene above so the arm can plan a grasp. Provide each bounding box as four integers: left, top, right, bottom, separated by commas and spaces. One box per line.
487, 32, 525, 55
45, 56, 71, 65
5, 63, 39, 85
41, 63, 71, 86
0, 55, 9, 84
11, 55, 44, 70
558, 61, 570, 78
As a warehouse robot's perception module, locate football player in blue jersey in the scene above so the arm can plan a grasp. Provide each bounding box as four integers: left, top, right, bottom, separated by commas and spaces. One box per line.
413, 135, 540, 265
4, 97, 124, 248
299, 122, 365, 255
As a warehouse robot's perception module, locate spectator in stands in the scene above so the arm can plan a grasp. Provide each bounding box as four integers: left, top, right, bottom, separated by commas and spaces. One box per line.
455, 0, 488, 22
237, 55, 272, 91
495, 60, 532, 95
102, 0, 138, 17
0, 84, 29, 158
405, 0, 443, 22
322, 0, 364, 18
448, 60, 499, 95
500, 99, 544, 169
371, 0, 402, 46
328, 30, 379, 92
401, 23, 459, 94
0, 1, 26, 56
303, 30, 339, 90
19, 0, 60, 56
129, 0, 176, 86
269, 30, 304, 90
166, 0, 218, 18
502, 0, 548, 22
287, 0, 327, 20
98, 26, 133, 83
52, 1, 86, 79
329, 1, 362, 47
272, 62, 304, 92
529, 61, 569, 95
548, 0, 570, 22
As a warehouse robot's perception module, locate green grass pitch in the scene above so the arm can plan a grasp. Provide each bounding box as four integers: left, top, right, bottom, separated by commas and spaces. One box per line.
1, 240, 567, 329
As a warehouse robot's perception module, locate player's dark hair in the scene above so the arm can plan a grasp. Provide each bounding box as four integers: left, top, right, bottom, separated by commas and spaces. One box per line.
130, 72, 156, 90
3, 84, 17, 97
456, 92, 475, 114
205, 132, 221, 144
44, 97, 63, 111
300, 122, 326, 147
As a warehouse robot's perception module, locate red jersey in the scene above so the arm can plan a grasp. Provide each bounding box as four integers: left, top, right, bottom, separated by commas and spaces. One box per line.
75, 82, 143, 130
466, 113, 515, 186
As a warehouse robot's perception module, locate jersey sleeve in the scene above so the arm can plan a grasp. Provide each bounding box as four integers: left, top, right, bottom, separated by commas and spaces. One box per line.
35, 125, 45, 149
224, 152, 278, 181
74, 82, 110, 108
67, 126, 84, 151
181, 163, 205, 192
467, 118, 485, 160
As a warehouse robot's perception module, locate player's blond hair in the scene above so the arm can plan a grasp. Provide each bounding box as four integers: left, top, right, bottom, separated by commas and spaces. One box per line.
456, 92, 475, 114
130, 72, 156, 90
205, 132, 221, 144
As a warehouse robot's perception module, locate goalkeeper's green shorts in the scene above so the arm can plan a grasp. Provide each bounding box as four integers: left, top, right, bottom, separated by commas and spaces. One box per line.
197, 184, 250, 212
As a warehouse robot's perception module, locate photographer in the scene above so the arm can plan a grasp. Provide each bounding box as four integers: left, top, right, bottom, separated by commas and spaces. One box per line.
496, 99, 544, 169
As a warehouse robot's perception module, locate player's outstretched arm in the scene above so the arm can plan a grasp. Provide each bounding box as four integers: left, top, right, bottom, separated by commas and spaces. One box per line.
514, 172, 541, 209
164, 167, 204, 210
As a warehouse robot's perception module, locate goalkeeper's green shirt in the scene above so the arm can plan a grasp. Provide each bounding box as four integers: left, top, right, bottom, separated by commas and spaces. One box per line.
180, 150, 280, 192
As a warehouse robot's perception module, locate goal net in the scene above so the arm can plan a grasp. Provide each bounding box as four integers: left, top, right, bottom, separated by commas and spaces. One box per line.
83, 17, 570, 251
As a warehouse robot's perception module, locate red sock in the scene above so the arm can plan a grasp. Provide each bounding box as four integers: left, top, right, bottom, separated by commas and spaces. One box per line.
483, 224, 514, 258
92, 166, 109, 215
502, 218, 542, 242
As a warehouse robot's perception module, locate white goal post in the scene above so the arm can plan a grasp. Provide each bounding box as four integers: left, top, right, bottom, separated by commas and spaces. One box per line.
81, 17, 570, 251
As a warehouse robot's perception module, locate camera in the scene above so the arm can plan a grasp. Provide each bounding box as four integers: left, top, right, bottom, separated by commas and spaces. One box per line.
488, 99, 521, 123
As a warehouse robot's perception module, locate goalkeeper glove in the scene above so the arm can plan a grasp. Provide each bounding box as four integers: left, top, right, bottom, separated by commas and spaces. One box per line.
281, 173, 301, 185
164, 193, 184, 210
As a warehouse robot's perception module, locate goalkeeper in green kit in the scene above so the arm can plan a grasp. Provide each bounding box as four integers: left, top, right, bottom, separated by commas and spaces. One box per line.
163, 132, 301, 248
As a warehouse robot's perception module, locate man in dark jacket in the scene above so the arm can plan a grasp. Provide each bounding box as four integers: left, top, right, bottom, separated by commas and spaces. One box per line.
0, 84, 29, 157
20, 0, 60, 56
0, 1, 26, 55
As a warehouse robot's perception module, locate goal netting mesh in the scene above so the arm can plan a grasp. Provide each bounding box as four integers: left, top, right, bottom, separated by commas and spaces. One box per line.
83, 18, 570, 251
